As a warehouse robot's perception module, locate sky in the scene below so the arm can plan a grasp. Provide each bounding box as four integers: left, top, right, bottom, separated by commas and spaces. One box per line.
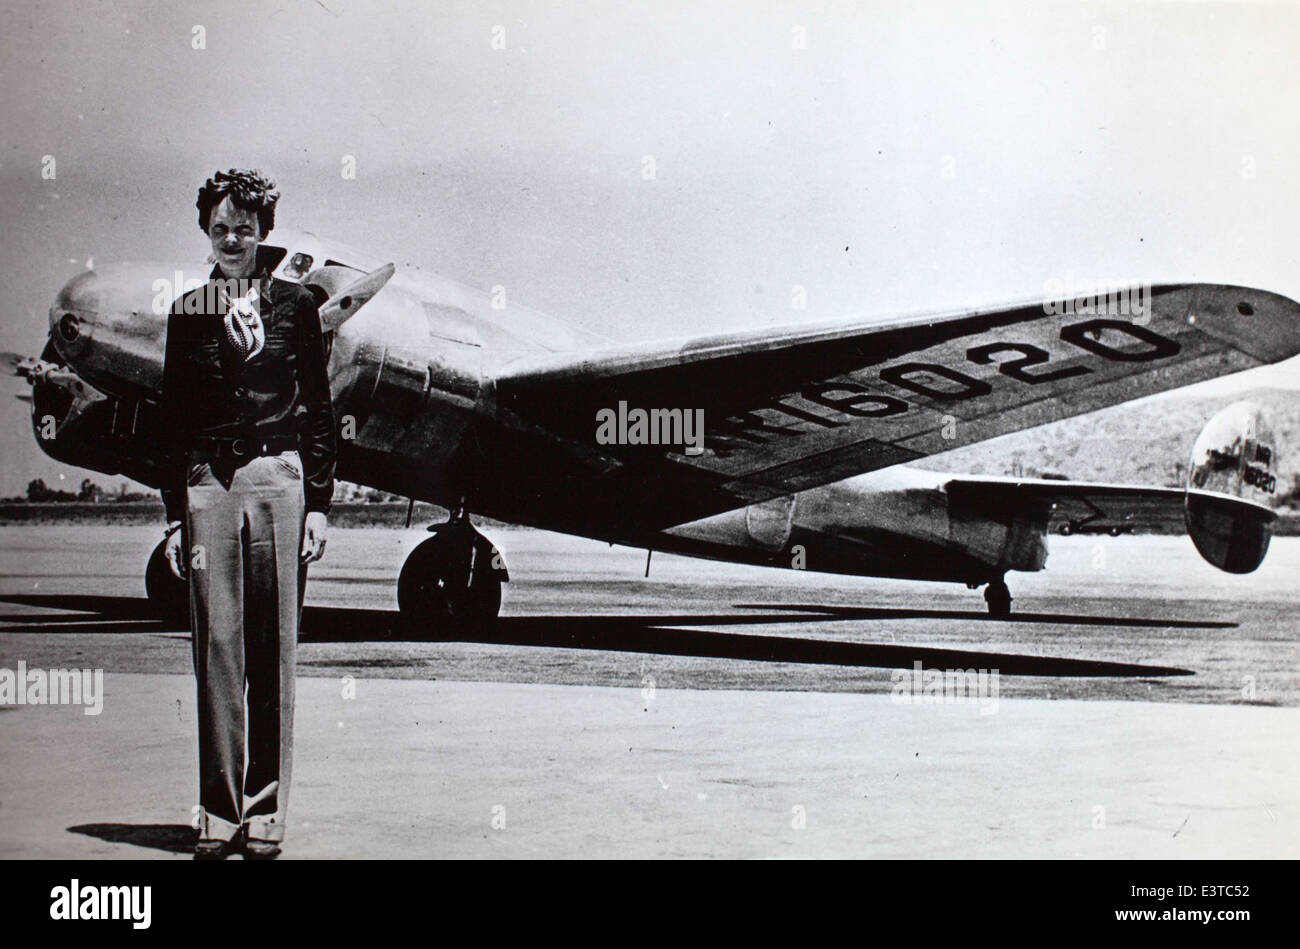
1, 0, 1297, 496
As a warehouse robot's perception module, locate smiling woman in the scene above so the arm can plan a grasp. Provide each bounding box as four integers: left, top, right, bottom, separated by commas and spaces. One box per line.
156, 168, 337, 861
195, 170, 280, 255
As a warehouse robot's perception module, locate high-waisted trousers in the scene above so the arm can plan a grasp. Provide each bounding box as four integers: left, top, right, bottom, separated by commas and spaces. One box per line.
186, 450, 305, 843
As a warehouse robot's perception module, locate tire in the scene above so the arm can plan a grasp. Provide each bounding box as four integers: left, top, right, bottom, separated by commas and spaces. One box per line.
397, 531, 503, 637
145, 539, 190, 627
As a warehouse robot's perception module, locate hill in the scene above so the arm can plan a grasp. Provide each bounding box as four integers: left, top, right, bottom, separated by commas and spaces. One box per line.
917, 387, 1298, 500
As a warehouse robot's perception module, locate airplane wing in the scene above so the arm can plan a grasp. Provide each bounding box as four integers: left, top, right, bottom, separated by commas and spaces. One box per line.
494, 283, 1300, 526
941, 475, 1275, 535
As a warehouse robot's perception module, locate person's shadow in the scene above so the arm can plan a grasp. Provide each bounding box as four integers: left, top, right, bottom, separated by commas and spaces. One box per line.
67, 823, 194, 854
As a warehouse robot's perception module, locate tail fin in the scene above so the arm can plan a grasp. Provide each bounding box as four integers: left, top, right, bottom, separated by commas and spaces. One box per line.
1184, 401, 1278, 573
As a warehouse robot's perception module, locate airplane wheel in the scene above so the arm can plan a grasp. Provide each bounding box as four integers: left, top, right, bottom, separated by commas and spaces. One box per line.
984, 579, 1012, 618
145, 539, 189, 627
397, 530, 503, 637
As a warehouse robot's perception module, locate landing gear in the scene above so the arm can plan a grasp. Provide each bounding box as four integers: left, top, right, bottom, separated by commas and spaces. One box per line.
983, 577, 1012, 618
144, 538, 189, 627
397, 512, 507, 637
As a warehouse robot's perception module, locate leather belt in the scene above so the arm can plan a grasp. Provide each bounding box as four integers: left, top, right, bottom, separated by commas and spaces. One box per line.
191, 433, 298, 461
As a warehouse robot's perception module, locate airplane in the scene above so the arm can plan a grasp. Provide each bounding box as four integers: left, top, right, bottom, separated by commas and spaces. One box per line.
3, 227, 1294, 633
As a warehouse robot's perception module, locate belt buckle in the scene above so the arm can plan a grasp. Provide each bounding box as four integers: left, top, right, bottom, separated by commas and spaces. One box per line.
230, 438, 248, 458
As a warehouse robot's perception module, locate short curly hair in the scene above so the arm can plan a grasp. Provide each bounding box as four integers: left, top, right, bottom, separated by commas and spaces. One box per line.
196, 168, 280, 237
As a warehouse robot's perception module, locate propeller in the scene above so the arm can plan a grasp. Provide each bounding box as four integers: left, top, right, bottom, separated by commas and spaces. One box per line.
44, 369, 107, 405
0, 351, 106, 432
317, 262, 396, 332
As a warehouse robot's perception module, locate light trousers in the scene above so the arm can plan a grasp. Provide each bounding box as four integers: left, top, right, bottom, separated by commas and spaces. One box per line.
186, 450, 306, 843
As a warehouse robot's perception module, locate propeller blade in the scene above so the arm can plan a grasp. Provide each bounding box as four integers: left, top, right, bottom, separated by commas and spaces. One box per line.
0, 354, 105, 425
319, 262, 396, 332
55, 393, 99, 437
46, 369, 107, 405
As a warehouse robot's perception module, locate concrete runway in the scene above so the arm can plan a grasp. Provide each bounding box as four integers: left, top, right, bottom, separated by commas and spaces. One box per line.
0, 525, 1297, 858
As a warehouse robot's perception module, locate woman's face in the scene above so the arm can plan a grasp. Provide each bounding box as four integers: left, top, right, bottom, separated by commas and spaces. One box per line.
207, 196, 261, 278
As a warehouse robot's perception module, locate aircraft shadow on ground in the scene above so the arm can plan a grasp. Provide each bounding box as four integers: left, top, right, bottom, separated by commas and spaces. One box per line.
68, 823, 194, 854
0, 593, 1205, 677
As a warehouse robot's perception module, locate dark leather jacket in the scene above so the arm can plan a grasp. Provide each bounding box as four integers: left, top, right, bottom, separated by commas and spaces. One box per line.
159, 258, 336, 520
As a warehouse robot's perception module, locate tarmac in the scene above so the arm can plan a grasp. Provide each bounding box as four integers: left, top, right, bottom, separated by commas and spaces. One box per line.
0, 525, 1297, 858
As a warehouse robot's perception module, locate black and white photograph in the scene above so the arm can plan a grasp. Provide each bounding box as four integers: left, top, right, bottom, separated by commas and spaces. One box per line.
0, 0, 1294, 918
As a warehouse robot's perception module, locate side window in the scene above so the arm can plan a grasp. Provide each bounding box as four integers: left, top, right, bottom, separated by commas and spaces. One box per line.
279, 251, 314, 282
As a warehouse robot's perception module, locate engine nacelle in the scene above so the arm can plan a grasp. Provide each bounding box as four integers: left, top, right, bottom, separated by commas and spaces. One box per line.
1185, 401, 1278, 573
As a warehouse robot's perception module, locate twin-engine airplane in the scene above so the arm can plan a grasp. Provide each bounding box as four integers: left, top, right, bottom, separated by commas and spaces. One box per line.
4, 228, 1295, 631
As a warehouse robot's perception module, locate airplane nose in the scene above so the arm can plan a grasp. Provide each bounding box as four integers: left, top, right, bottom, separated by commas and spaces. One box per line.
47, 263, 173, 394
48, 269, 101, 367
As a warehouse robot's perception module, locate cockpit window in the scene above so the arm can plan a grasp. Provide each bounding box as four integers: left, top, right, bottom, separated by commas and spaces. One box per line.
281, 252, 314, 281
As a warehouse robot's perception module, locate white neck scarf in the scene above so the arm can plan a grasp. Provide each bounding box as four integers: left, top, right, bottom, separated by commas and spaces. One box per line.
220, 285, 265, 362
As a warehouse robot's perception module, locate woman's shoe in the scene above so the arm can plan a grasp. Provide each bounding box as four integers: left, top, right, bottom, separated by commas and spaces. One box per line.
243, 838, 282, 860
194, 838, 236, 860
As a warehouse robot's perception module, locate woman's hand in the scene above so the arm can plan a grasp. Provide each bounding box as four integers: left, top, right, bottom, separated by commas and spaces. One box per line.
301, 511, 328, 564
164, 521, 186, 579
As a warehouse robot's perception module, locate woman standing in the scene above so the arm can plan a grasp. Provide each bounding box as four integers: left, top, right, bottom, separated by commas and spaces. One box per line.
160, 169, 336, 859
